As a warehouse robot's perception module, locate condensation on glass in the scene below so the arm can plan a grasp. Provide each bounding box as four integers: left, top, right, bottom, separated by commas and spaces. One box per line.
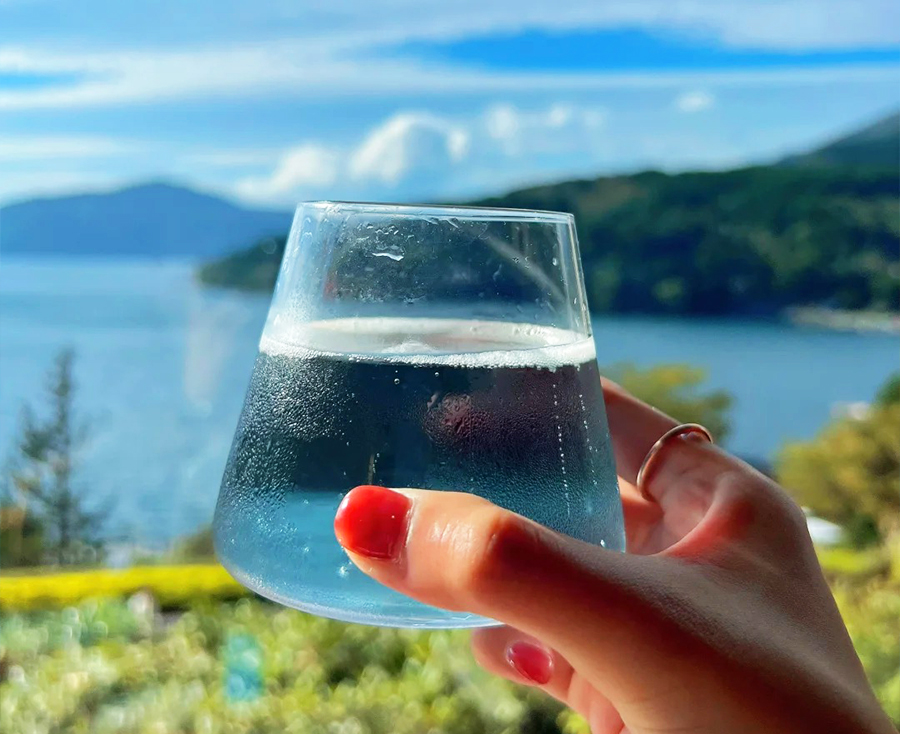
214, 202, 624, 628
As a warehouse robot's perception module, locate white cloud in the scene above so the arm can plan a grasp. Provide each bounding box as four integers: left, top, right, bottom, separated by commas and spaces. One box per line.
5, 1, 900, 57
0, 135, 132, 160
0, 44, 896, 112
0, 43, 316, 110
675, 90, 715, 113
484, 104, 519, 143
484, 102, 606, 155
189, 149, 280, 168
3, 50, 893, 112
350, 112, 469, 185
0, 171, 124, 204
235, 144, 340, 201
235, 113, 471, 203
1, 0, 898, 112
231, 102, 616, 205
323, 0, 900, 51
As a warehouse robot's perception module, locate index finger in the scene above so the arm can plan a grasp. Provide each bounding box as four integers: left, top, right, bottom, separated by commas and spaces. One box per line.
334, 484, 666, 697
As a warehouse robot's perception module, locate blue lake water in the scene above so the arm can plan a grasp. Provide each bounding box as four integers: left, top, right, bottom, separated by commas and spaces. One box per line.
1, 258, 897, 545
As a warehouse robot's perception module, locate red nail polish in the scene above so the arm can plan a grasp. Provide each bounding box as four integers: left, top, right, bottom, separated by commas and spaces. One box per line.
334, 485, 411, 560
506, 642, 553, 685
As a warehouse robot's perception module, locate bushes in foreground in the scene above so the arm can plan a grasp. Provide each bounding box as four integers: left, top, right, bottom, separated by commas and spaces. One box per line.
1, 548, 897, 732
0, 597, 585, 734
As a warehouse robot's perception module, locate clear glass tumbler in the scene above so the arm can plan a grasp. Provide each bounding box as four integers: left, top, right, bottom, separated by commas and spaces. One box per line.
214, 202, 624, 628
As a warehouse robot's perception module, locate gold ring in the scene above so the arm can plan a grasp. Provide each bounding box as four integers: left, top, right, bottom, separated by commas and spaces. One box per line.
635, 423, 714, 502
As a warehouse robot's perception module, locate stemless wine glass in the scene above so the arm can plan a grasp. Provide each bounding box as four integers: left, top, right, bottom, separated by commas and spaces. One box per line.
214, 202, 625, 628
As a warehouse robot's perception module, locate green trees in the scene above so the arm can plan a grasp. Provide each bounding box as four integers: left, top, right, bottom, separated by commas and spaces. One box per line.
481, 166, 900, 315
1, 350, 107, 567
780, 374, 900, 722
603, 363, 732, 442
196, 235, 286, 291
777, 372, 900, 547
196, 166, 900, 316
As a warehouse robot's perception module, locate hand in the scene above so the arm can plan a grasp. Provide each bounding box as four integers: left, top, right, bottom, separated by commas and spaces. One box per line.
333, 380, 894, 734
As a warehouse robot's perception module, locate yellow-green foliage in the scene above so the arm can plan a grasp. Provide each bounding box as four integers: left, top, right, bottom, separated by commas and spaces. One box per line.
778, 401, 900, 546
2, 552, 897, 731
816, 545, 891, 581
0, 598, 577, 734
0, 564, 246, 612
831, 577, 900, 724
603, 363, 732, 442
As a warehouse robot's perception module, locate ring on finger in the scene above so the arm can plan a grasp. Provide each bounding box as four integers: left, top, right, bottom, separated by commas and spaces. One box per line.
635, 423, 714, 502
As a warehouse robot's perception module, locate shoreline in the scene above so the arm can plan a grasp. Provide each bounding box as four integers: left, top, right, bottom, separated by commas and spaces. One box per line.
4, 256, 896, 336
784, 307, 900, 335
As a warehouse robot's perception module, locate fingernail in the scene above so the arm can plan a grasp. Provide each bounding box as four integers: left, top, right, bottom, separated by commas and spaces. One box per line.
334, 485, 411, 560
506, 641, 553, 685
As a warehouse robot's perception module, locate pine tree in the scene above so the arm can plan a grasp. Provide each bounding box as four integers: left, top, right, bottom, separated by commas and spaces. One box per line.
3, 349, 106, 566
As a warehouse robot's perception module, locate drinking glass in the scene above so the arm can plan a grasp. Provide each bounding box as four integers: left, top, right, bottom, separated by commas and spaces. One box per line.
214, 202, 625, 628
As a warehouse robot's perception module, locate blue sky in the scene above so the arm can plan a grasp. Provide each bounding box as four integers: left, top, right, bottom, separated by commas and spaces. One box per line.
1, 0, 898, 208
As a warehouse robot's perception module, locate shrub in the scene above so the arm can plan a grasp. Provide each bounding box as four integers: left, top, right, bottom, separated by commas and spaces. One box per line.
0, 564, 246, 612
0, 598, 583, 734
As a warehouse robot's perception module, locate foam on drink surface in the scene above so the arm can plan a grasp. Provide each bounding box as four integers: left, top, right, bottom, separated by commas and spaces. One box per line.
260, 316, 596, 368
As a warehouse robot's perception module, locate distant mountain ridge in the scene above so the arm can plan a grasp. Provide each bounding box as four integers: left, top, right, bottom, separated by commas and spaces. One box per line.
199, 164, 900, 317
194, 112, 900, 317
0, 182, 292, 258
780, 111, 899, 168
1, 111, 897, 260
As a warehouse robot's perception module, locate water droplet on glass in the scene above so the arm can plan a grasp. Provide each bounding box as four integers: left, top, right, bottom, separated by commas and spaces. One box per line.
393, 378, 401, 385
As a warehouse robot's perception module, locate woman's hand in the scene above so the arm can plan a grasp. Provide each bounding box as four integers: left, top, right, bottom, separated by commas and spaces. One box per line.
333, 380, 894, 734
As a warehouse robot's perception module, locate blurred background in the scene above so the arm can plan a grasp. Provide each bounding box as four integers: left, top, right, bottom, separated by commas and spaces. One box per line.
1, 2, 898, 731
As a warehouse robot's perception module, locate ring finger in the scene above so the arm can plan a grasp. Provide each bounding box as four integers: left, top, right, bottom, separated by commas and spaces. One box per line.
602, 378, 733, 518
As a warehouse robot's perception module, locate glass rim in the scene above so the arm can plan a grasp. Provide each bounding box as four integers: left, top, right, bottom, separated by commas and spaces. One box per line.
297, 200, 575, 224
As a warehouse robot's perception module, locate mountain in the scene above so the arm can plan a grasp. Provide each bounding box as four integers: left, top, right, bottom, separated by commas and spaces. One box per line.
780, 111, 900, 168
0, 182, 292, 258
197, 165, 900, 316
195, 111, 900, 316
4, 109, 898, 304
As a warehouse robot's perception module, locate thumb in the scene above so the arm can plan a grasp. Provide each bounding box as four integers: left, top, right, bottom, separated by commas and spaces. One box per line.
334, 484, 671, 689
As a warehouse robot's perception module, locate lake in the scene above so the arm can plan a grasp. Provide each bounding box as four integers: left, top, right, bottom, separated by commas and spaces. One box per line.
1, 258, 897, 545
